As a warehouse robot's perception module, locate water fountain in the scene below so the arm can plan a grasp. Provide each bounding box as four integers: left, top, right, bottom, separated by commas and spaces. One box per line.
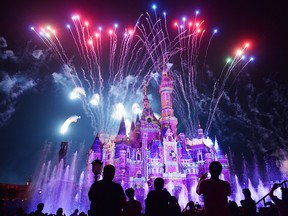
28, 152, 282, 215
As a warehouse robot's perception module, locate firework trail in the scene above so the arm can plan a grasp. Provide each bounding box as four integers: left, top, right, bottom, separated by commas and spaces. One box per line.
31, 7, 253, 138
60, 115, 81, 134
31, 12, 166, 135
165, 10, 254, 137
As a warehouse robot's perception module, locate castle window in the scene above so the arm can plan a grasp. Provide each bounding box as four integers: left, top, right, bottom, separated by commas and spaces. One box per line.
107, 154, 110, 160
197, 150, 202, 161
137, 153, 141, 160
136, 171, 142, 178
127, 152, 130, 159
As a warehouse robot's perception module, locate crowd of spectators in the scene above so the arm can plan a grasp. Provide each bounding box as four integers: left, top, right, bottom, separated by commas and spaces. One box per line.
1, 162, 287, 216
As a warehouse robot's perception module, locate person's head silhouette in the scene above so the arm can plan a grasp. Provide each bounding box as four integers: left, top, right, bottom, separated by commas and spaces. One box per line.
154, 177, 165, 190
56, 208, 63, 215
209, 161, 222, 178
242, 188, 252, 198
103, 164, 115, 181
125, 188, 135, 200
37, 203, 44, 211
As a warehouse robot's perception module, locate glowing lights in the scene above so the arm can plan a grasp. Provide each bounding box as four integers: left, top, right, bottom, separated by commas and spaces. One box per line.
30, 9, 254, 140
226, 58, 232, 63
132, 103, 141, 115
90, 93, 100, 106
71, 15, 80, 20
60, 115, 81, 134
152, 4, 157, 10
236, 49, 243, 56
112, 103, 126, 120
70, 87, 86, 100
195, 10, 200, 15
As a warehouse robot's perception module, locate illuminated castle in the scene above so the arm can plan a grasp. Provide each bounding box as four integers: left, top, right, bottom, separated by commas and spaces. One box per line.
86, 64, 230, 205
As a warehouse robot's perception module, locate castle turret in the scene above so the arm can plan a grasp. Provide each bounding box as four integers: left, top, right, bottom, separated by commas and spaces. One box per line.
115, 116, 127, 142
129, 120, 135, 141
197, 121, 204, 139
90, 134, 102, 160
159, 63, 178, 136
87, 134, 103, 185
140, 80, 159, 152
133, 114, 141, 148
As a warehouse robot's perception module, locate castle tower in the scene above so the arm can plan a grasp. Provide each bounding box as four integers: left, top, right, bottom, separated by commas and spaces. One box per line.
129, 120, 135, 142
140, 80, 159, 178
159, 63, 178, 136
87, 134, 103, 184
115, 116, 127, 142
140, 80, 159, 148
197, 121, 204, 139
133, 114, 141, 148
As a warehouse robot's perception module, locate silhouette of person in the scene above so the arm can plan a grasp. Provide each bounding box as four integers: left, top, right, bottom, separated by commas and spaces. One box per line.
240, 188, 256, 216
182, 201, 196, 216
168, 196, 182, 216
56, 208, 65, 216
196, 161, 231, 216
70, 209, 79, 216
269, 183, 288, 216
79, 212, 87, 216
145, 177, 171, 216
123, 187, 142, 216
88, 164, 126, 216
34, 203, 45, 216
229, 200, 240, 216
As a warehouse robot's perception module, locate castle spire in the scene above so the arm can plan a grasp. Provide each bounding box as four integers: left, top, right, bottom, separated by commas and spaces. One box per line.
117, 116, 127, 136
143, 79, 150, 109
197, 120, 204, 139
91, 133, 102, 153
143, 79, 147, 97
115, 116, 127, 142
159, 62, 178, 135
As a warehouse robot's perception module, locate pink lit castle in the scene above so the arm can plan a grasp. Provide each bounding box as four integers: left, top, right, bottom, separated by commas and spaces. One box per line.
87, 64, 230, 206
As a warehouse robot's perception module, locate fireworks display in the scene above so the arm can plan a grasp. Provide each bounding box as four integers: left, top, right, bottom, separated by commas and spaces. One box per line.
60, 115, 81, 134
1, 1, 287, 186
30, 7, 253, 138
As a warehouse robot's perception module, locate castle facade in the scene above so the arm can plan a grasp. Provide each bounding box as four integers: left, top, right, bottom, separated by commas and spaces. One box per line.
87, 64, 230, 204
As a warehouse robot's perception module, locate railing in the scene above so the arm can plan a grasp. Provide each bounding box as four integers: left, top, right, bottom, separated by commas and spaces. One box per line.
255, 180, 287, 207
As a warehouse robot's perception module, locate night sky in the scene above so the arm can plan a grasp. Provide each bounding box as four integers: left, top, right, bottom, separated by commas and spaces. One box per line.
0, 0, 287, 185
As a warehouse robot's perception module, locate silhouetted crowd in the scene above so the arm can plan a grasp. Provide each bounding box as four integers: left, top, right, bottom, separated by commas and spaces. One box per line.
1, 162, 287, 216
